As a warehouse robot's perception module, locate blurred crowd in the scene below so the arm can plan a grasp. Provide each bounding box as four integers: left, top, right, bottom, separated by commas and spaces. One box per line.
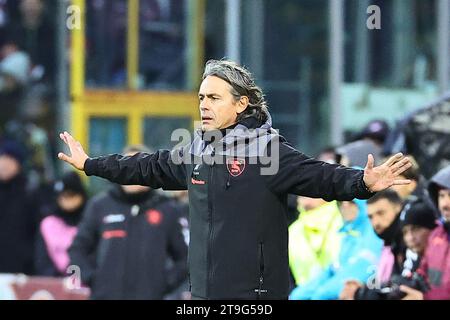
288, 122, 450, 300
0, 0, 57, 191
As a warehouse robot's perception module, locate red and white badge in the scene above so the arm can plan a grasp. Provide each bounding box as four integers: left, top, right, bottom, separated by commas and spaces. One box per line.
226, 158, 246, 177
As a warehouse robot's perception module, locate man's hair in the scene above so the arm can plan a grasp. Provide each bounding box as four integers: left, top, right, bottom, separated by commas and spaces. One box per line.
367, 189, 403, 206
382, 154, 421, 181
202, 59, 269, 124
398, 155, 420, 181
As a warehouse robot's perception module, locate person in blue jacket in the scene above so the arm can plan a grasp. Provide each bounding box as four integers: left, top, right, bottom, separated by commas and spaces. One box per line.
290, 198, 383, 300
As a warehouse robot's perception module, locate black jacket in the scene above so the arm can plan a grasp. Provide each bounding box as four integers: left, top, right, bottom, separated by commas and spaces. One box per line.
0, 174, 36, 274
68, 186, 188, 300
84, 114, 373, 299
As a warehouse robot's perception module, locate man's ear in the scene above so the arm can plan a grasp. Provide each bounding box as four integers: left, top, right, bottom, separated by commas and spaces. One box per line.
236, 96, 249, 114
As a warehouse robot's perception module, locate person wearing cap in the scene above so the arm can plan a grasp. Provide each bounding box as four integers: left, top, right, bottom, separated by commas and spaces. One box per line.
400, 165, 450, 300
340, 196, 436, 300
336, 120, 390, 168
34, 171, 88, 276
399, 200, 437, 265
68, 145, 188, 300
0, 138, 36, 274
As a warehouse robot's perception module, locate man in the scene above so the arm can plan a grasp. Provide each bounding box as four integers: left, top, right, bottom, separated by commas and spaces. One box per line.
68, 145, 188, 300
340, 192, 436, 300
340, 190, 404, 299
400, 165, 450, 299
0, 139, 36, 274
58, 60, 412, 300
290, 199, 382, 300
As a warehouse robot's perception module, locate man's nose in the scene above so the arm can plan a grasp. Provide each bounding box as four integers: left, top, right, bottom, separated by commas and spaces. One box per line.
200, 102, 209, 112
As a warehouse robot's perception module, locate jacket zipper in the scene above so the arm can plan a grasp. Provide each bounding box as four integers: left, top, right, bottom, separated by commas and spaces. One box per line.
206, 153, 215, 297
256, 242, 266, 299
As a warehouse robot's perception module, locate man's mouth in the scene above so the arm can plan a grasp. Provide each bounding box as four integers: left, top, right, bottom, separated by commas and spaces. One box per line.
202, 116, 213, 122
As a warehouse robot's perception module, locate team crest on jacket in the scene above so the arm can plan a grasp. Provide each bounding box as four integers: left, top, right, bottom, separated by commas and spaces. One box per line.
146, 209, 162, 226
226, 158, 246, 177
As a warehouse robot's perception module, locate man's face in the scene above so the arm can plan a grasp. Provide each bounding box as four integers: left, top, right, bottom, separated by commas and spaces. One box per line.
198, 76, 247, 131
338, 201, 358, 222
20, 0, 44, 19
402, 225, 432, 255
121, 184, 151, 194
438, 188, 450, 221
367, 199, 401, 235
57, 191, 84, 213
0, 155, 21, 182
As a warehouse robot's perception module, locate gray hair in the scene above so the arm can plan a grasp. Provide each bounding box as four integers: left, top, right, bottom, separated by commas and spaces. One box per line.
202, 59, 269, 124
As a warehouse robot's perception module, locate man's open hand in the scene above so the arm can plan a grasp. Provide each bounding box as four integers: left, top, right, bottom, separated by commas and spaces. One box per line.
363, 153, 412, 193
58, 131, 89, 171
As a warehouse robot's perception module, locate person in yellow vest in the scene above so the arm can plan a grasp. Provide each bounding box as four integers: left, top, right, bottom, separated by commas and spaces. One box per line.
289, 197, 343, 286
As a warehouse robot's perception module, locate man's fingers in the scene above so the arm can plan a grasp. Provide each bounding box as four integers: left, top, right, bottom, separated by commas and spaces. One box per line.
391, 157, 409, 168
365, 154, 375, 170
392, 162, 412, 176
64, 131, 80, 154
392, 179, 411, 186
58, 152, 72, 164
385, 153, 403, 167
60, 132, 68, 145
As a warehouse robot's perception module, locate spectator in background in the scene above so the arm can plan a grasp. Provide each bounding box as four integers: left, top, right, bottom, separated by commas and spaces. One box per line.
69, 145, 188, 300
341, 199, 436, 300
290, 199, 382, 300
340, 190, 404, 299
317, 146, 342, 165
139, 0, 185, 89
389, 156, 424, 201
289, 197, 343, 287
401, 165, 450, 299
337, 120, 390, 167
34, 171, 87, 277
389, 155, 438, 217
0, 38, 30, 129
0, 139, 36, 275
6, 0, 55, 83
164, 190, 191, 300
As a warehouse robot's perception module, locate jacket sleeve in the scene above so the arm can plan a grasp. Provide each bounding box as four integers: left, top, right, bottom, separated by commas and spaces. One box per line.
68, 199, 100, 286
265, 138, 374, 200
84, 148, 188, 190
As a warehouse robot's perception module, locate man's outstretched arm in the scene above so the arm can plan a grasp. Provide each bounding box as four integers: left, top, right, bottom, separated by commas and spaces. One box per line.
58, 131, 188, 190
266, 139, 412, 200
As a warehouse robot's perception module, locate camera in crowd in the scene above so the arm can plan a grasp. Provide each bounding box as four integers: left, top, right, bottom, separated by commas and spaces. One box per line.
376, 273, 430, 300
